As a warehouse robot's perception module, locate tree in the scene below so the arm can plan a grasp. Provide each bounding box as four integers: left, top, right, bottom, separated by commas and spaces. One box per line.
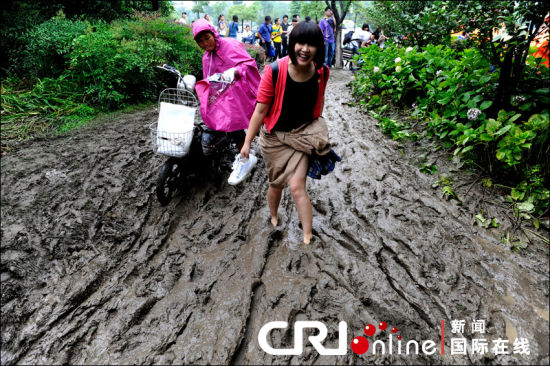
191, 1, 209, 18
324, 0, 352, 68
300, 1, 326, 22
444, 0, 550, 112
1, 0, 171, 76
362, 1, 456, 45
212, 1, 229, 18
289, 1, 301, 17
227, 4, 245, 19
242, 2, 262, 26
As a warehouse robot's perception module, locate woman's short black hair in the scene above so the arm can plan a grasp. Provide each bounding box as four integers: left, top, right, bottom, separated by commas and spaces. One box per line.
288, 21, 325, 67
362, 23, 369, 31
233, 15, 238, 21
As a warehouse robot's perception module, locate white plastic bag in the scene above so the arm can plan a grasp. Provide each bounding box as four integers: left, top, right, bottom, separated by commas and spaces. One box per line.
156, 102, 195, 156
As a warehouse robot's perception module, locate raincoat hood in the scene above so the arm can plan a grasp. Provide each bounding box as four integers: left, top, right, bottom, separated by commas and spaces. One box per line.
192, 18, 221, 51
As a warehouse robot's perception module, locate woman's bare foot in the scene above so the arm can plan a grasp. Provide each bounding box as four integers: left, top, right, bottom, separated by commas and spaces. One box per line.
271, 216, 278, 227
303, 232, 313, 245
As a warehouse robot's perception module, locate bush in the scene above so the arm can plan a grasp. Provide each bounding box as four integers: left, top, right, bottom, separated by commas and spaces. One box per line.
1, 15, 204, 150
352, 43, 549, 215
1, 74, 95, 150
243, 43, 265, 70
68, 18, 203, 108
23, 13, 90, 79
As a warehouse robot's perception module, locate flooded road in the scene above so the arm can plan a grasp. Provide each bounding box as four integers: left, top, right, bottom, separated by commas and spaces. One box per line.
1, 70, 548, 364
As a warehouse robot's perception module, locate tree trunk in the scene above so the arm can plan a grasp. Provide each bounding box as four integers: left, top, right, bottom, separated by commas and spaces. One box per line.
494, 46, 515, 112
151, 0, 159, 11
335, 24, 342, 68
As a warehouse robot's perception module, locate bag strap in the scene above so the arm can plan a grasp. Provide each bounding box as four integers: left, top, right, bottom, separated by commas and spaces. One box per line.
270, 60, 279, 92
265, 60, 279, 116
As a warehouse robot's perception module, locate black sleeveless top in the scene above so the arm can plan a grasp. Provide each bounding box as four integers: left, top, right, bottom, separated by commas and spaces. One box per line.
272, 70, 319, 132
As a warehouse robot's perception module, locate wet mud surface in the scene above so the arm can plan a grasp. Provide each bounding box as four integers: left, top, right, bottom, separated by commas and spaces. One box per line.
1, 70, 549, 365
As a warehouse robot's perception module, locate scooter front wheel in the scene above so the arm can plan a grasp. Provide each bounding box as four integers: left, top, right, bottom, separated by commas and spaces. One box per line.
156, 157, 185, 205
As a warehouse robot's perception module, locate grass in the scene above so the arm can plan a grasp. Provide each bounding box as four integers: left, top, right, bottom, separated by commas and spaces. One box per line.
1, 78, 154, 153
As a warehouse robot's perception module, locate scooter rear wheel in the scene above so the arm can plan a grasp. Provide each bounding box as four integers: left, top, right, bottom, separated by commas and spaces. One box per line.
156, 157, 185, 205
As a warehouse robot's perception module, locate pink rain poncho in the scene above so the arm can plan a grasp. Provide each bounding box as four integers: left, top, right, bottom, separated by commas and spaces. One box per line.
193, 19, 261, 132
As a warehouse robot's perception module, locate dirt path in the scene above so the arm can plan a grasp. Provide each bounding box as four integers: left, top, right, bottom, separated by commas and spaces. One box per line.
1, 70, 548, 365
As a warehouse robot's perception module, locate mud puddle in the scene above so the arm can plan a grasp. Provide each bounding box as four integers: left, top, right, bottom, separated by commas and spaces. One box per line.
1, 70, 548, 364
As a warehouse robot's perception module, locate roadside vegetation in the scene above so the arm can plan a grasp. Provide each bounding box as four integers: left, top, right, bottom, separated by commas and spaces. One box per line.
352, 0, 549, 234
1, 2, 203, 152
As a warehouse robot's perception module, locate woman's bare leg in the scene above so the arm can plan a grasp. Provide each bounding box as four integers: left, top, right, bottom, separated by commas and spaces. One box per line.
289, 156, 312, 244
267, 186, 282, 226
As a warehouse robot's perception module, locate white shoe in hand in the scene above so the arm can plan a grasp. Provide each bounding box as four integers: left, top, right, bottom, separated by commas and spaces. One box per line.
222, 68, 236, 82
228, 153, 257, 185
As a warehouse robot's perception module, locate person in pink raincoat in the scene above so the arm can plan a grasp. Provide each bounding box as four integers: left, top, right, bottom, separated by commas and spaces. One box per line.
192, 18, 261, 185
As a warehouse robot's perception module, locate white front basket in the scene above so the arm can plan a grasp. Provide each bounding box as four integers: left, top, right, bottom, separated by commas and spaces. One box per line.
152, 102, 196, 157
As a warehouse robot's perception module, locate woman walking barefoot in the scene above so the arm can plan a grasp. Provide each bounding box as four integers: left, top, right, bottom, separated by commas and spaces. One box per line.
240, 21, 340, 244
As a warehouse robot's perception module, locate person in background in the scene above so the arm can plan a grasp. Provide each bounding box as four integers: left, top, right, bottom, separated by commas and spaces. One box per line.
217, 14, 226, 37
241, 24, 254, 44
356, 23, 372, 48
281, 15, 290, 57
287, 15, 298, 38
176, 11, 188, 25
204, 13, 214, 26
305, 16, 311, 22
272, 18, 283, 59
228, 15, 239, 38
363, 32, 377, 48
258, 15, 274, 65
372, 29, 388, 48
319, 6, 336, 68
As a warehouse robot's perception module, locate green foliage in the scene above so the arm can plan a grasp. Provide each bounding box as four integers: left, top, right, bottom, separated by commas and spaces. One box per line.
23, 12, 90, 78
243, 44, 265, 70
192, 1, 210, 18
1, 0, 63, 75
299, 1, 327, 21
211, 2, 229, 18
352, 42, 549, 215
432, 174, 460, 202
369, 111, 411, 141
364, 1, 456, 45
1, 75, 95, 149
1, 0, 175, 77
433, 1, 549, 112
289, 1, 302, 17
68, 18, 203, 108
475, 211, 500, 228
2, 16, 203, 150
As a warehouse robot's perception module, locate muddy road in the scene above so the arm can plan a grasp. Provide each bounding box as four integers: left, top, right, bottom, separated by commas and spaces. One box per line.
1, 70, 549, 365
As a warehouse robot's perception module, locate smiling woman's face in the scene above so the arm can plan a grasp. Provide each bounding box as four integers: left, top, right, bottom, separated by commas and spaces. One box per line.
196, 31, 216, 52
293, 42, 317, 66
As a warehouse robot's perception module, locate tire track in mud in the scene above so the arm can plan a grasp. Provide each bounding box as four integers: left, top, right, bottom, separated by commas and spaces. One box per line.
1, 71, 549, 365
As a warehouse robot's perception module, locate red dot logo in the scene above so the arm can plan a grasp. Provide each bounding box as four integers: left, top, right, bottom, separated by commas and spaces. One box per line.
353, 321, 404, 354
364, 324, 376, 337
351, 336, 369, 354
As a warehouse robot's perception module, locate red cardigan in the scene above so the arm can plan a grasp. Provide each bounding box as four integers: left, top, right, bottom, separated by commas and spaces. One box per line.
256, 56, 330, 133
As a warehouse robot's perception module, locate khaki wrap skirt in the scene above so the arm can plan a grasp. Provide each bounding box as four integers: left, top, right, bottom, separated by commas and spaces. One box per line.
260, 117, 331, 188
